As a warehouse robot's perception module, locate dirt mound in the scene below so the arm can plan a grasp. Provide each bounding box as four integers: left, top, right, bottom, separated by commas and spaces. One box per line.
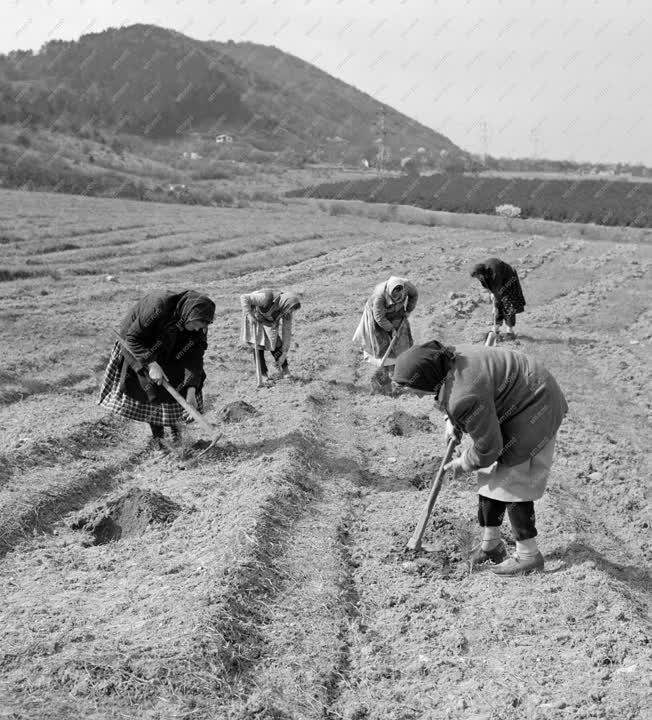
220, 400, 258, 423
71, 488, 182, 545
385, 410, 433, 437
447, 291, 487, 317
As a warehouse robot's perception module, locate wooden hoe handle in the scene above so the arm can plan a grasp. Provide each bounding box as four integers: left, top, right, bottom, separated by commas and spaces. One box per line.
406, 437, 459, 551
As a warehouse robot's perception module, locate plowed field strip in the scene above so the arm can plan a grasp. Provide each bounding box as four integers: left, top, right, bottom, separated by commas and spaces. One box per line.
0, 437, 144, 556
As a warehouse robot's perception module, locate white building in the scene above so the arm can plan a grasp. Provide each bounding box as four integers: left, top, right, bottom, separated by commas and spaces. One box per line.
215, 134, 234, 144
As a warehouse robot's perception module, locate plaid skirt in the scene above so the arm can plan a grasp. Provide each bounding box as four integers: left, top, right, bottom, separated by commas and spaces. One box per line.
97, 343, 204, 426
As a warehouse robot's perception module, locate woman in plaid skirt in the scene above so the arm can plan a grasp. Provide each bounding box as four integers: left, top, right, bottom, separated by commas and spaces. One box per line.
471, 258, 526, 337
240, 288, 301, 385
98, 290, 215, 449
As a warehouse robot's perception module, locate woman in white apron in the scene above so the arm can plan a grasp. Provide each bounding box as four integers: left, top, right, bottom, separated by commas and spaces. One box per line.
240, 288, 301, 385
393, 340, 568, 576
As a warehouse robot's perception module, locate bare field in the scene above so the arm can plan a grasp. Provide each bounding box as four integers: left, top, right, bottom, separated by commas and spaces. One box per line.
0, 188, 650, 720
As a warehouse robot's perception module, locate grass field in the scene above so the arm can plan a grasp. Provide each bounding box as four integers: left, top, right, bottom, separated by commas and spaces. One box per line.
0, 187, 650, 719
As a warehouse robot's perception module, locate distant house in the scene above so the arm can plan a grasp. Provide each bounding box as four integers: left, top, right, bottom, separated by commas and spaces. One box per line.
215, 134, 234, 144
182, 151, 202, 159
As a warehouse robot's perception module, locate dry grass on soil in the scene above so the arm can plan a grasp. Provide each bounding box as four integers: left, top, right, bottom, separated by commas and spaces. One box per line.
0, 188, 650, 719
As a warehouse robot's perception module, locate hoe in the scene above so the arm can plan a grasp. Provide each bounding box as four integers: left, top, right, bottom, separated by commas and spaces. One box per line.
405, 329, 497, 551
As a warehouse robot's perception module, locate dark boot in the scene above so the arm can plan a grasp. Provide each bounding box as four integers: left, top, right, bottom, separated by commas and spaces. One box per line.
170, 424, 183, 446
148, 423, 167, 452
469, 542, 507, 567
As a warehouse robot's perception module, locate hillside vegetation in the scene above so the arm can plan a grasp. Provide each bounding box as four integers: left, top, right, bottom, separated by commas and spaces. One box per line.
0, 24, 460, 161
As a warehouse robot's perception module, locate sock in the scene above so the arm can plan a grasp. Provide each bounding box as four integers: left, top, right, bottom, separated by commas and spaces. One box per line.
515, 538, 539, 557
481, 526, 501, 551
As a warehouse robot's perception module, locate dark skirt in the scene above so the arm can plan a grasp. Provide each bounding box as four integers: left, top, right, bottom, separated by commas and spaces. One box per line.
494, 272, 526, 318
98, 344, 203, 425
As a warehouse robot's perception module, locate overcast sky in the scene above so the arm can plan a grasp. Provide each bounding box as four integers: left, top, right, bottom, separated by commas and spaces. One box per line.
3, 0, 651, 164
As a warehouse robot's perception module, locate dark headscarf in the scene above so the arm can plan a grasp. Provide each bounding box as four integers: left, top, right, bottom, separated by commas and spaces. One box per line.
175, 290, 216, 326
470, 257, 513, 292
393, 340, 456, 392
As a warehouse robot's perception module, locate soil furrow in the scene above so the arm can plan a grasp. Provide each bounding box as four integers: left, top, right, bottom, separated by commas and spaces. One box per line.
0, 438, 145, 555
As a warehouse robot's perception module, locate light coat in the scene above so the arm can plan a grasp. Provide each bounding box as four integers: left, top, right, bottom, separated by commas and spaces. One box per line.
352, 276, 418, 363
240, 290, 296, 351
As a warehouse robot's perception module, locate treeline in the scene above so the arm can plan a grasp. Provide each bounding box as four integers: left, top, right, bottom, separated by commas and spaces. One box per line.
287, 174, 652, 228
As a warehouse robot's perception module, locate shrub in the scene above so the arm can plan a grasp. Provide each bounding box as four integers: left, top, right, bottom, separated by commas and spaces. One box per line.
495, 204, 521, 218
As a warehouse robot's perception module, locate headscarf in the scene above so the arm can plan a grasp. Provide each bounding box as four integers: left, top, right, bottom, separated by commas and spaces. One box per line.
385, 276, 408, 303
393, 340, 456, 392
175, 290, 216, 326
470, 258, 514, 292
275, 293, 301, 317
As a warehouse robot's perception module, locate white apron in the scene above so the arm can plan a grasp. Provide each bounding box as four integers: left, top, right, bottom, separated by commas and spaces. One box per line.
476, 435, 556, 502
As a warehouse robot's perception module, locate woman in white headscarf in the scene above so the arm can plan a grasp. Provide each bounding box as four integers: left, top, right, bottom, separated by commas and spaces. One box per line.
240, 288, 301, 385
352, 276, 418, 389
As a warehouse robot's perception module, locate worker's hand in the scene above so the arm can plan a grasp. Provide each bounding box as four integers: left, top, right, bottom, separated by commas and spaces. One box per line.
444, 456, 465, 477
148, 361, 166, 385
276, 350, 288, 367
444, 418, 462, 444
183, 388, 198, 422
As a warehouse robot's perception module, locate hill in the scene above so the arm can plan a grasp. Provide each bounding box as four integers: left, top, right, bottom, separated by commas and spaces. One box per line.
0, 24, 462, 162
212, 40, 459, 160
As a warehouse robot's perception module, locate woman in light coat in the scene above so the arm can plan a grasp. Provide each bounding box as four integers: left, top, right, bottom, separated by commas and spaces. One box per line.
352, 276, 418, 389
240, 288, 301, 385
393, 340, 567, 576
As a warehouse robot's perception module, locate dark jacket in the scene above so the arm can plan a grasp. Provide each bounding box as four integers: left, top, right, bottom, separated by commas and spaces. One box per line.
473, 258, 526, 316
437, 345, 567, 469
118, 291, 208, 403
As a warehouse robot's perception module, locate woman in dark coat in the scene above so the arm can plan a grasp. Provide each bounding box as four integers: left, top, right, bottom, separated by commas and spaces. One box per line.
98, 290, 215, 449
471, 258, 526, 337
393, 340, 567, 576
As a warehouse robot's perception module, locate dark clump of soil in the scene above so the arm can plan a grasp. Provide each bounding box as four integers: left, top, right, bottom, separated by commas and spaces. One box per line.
71, 488, 182, 545
220, 400, 258, 423
385, 410, 433, 437
406, 454, 445, 488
